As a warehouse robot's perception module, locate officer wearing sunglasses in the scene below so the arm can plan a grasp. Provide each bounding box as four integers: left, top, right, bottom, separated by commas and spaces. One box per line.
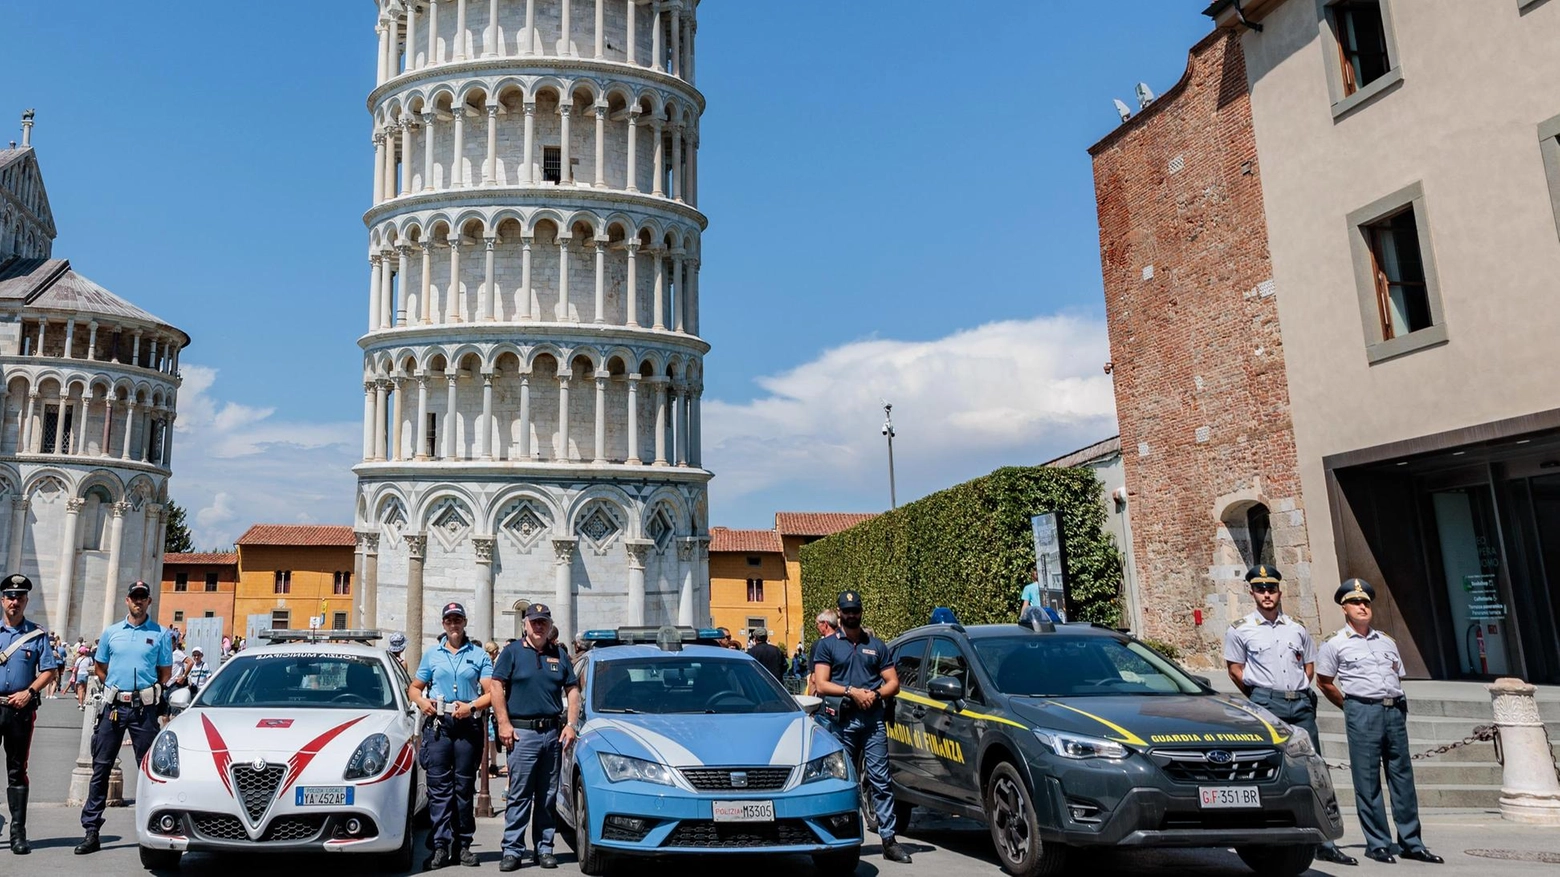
1223, 565, 1355, 867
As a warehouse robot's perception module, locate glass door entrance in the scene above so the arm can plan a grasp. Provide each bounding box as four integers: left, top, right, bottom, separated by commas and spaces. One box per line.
1430, 488, 1512, 677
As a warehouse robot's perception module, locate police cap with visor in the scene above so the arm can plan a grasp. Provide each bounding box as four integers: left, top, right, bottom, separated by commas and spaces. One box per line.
1, 573, 31, 596
1335, 578, 1376, 605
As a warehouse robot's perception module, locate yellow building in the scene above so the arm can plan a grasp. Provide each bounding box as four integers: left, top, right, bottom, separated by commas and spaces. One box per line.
709, 513, 878, 655
232, 524, 357, 642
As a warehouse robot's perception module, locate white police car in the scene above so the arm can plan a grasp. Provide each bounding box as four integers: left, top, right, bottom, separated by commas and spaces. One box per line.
134, 633, 427, 869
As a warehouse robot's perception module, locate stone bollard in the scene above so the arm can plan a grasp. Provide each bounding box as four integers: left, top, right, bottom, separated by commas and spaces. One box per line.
1489, 677, 1560, 824
65, 684, 124, 807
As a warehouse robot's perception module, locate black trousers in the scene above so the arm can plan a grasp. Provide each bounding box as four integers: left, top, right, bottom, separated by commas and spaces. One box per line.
81, 702, 160, 831
421, 716, 484, 850
0, 701, 38, 787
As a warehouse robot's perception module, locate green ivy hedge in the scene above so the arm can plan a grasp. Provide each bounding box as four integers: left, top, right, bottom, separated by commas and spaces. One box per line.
800, 466, 1123, 648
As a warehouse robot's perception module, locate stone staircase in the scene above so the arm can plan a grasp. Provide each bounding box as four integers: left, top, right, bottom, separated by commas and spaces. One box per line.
1312, 682, 1560, 810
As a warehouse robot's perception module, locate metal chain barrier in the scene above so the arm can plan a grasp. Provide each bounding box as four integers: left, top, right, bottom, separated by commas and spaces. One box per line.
1321, 724, 1498, 771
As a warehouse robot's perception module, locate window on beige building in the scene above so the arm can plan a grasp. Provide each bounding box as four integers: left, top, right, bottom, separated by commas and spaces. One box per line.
333, 612, 348, 630
334, 571, 352, 596
746, 578, 764, 602
205, 572, 218, 592
1321, 0, 1403, 119
271, 609, 290, 629
1347, 181, 1447, 362
745, 556, 761, 567
274, 570, 292, 594
174, 573, 188, 592
173, 610, 184, 622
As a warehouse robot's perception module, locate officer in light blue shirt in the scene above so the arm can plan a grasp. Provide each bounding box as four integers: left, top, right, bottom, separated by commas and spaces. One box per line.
76, 580, 172, 855
410, 602, 496, 868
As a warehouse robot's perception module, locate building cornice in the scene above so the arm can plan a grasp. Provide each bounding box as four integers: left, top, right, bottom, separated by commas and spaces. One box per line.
0, 355, 183, 389
368, 56, 706, 115
359, 321, 711, 356
363, 185, 709, 232
354, 460, 713, 483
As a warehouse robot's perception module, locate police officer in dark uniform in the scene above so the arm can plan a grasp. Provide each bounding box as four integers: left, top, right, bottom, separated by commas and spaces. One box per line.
1223, 565, 1355, 866
811, 590, 912, 864
411, 601, 497, 869
1317, 579, 1444, 865
492, 604, 579, 873
0, 574, 58, 854
77, 580, 172, 855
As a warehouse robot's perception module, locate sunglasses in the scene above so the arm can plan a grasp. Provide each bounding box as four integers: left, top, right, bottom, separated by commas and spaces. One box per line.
1250, 584, 1280, 593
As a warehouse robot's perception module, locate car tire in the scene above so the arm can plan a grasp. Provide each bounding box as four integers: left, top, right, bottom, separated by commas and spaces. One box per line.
138, 845, 182, 871
574, 782, 610, 876
1235, 845, 1315, 877
983, 762, 1066, 877
893, 801, 914, 834
812, 846, 862, 876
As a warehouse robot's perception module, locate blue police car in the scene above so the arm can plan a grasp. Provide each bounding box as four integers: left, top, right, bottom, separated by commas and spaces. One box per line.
555, 627, 862, 875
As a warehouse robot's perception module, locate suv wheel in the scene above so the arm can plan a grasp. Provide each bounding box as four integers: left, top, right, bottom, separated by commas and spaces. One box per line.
1235, 845, 1315, 876
984, 762, 1066, 877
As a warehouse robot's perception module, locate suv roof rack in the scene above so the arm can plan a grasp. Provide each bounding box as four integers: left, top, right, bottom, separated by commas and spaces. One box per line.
581, 625, 726, 652
261, 628, 385, 644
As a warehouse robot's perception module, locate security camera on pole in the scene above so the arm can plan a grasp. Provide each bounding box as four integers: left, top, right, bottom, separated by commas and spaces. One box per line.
881, 403, 897, 510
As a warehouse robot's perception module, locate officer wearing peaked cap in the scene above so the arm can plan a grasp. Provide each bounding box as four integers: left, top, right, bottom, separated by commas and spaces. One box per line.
0, 574, 58, 854
1223, 565, 1353, 865
812, 590, 912, 864
1317, 578, 1444, 865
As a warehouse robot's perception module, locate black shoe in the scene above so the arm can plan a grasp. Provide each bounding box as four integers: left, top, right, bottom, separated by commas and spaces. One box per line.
882, 840, 913, 864
7, 786, 29, 855
1400, 849, 1445, 864
498, 854, 522, 872
536, 853, 558, 869
74, 831, 100, 855
459, 845, 480, 867
425, 845, 452, 870
1316, 846, 1359, 866
1365, 848, 1397, 863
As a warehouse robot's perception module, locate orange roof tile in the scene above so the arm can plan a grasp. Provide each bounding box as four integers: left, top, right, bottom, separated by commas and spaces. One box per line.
235, 524, 357, 547
163, 552, 237, 566
773, 512, 878, 537
709, 527, 784, 553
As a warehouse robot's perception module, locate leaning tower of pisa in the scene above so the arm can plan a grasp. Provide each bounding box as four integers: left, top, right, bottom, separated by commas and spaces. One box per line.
353, 0, 710, 666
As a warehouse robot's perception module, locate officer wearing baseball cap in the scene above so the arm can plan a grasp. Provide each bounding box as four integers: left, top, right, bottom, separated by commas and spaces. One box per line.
1317, 579, 1443, 864
77, 581, 172, 854
0, 574, 58, 854
810, 590, 911, 864
492, 603, 579, 871
387, 630, 408, 668
410, 602, 497, 868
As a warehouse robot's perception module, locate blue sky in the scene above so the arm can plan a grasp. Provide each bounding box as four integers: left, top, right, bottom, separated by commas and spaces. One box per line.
2, 2, 1213, 547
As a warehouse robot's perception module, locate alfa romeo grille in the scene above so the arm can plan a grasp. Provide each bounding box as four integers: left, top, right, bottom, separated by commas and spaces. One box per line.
192, 812, 248, 840
663, 819, 817, 848
1150, 749, 1281, 783
231, 763, 286, 822
262, 815, 327, 842
679, 767, 792, 791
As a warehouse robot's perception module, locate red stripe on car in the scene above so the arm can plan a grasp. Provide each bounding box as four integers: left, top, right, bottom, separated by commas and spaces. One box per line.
279, 716, 366, 793
361, 741, 415, 785
201, 714, 234, 797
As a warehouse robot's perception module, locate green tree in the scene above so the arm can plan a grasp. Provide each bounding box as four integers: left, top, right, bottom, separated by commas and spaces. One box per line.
164, 500, 194, 554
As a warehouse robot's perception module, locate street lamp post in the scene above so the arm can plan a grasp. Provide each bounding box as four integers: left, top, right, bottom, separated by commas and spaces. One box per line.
882, 403, 897, 510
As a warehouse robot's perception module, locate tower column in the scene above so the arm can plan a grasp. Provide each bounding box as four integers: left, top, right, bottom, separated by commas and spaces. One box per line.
651, 248, 665, 329
624, 240, 640, 326
363, 382, 377, 460
524, 0, 536, 55
557, 237, 571, 320
404, 534, 427, 669
593, 374, 607, 462
390, 378, 405, 461
484, 104, 499, 185
625, 110, 639, 192
53, 497, 82, 639
594, 0, 605, 59
368, 255, 383, 331
99, 398, 113, 458
625, 374, 641, 464
452, 107, 466, 187
422, 111, 437, 191
653, 379, 667, 465
626, 539, 652, 625
5, 498, 28, 580
397, 245, 412, 325
427, 0, 439, 64
447, 237, 463, 322
485, 0, 500, 57
472, 536, 495, 643
100, 502, 128, 633
552, 538, 578, 641
557, 375, 572, 460
120, 401, 136, 461
519, 374, 532, 459
671, 122, 683, 201
481, 236, 497, 320
593, 105, 607, 188
522, 102, 536, 184
454, 0, 468, 60
400, 119, 414, 196
415, 376, 430, 460
420, 241, 435, 323
406, 1, 419, 69
651, 119, 665, 196
480, 373, 494, 460
519, 238, 534, 319
671, 250, 685, 333
558, 104, 573, 185
592, 237, 606, 323
444, 375, 459, 459
380, 249, 396, 329
625, 0, 637, 66
677, 537, 696, 626
374, 381, 389, 460
559, 0, 573, 56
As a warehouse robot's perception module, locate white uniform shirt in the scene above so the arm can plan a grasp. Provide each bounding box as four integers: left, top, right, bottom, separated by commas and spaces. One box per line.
1222, 611, 1315, 692
1315, 626, 1405, 700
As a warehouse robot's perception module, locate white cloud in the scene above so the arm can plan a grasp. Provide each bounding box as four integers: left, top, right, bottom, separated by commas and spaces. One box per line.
171, 365, 359, 548
703, 314, 1119, 525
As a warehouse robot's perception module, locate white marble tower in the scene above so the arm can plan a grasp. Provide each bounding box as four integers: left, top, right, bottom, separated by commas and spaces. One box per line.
354, 0, 711, 668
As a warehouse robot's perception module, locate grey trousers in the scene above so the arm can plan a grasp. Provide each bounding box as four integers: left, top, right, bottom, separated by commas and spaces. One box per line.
1342, 698, 1425, 855
502, 727, 561, 857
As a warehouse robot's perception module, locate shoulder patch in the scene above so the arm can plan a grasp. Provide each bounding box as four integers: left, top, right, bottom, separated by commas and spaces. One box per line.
1230, 618, 1247, 629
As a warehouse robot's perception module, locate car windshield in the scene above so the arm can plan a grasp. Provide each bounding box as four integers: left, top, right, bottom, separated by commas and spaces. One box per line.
195, 652, 398, 710
591, 656, 798, 715
973, 635, 1206, 697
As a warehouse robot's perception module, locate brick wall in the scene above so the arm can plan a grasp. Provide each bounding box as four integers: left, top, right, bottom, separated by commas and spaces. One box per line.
1089, 29, 1316, 666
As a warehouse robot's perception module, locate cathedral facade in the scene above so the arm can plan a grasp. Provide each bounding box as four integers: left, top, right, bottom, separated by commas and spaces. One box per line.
353, 1, 711, 666
0, 111, 188, 640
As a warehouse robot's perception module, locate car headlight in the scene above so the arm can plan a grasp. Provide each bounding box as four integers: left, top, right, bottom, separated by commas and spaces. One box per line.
1034, 728, 1129, 760
343, 733, 391, 780
599, 752, 677, 786
150, 730, 179, 778
1282, 725, 1316, 757
801, 750, 848, 784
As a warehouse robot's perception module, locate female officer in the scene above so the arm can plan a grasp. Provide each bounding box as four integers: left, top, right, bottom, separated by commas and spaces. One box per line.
411, 602, 497, 870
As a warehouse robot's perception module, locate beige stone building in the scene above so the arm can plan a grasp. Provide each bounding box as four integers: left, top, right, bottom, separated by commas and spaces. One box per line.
1205, 0, 1560, 681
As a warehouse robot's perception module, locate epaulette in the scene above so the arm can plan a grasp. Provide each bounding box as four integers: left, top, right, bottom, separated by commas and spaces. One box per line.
1230, 618, 1248, 629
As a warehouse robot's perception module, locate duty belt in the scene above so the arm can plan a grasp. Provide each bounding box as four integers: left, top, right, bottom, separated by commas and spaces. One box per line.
1254, 687, 1309, 701
1345, 694, 1403, 708
112, 687, 158, 704
510, 715, 564, 731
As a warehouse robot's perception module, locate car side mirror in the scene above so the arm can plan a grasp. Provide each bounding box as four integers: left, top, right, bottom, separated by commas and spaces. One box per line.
167, 687, 193, 709
794, 694, 823, 716
1191, 674, 1212, 688
928, 676, 965, 702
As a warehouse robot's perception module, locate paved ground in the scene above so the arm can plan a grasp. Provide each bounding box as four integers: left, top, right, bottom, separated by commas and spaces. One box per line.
7, 699, 1559, 876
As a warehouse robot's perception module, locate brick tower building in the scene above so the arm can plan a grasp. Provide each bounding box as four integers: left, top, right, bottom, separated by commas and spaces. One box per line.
1089, 30, 1317, 666
353, 0, 711, 668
